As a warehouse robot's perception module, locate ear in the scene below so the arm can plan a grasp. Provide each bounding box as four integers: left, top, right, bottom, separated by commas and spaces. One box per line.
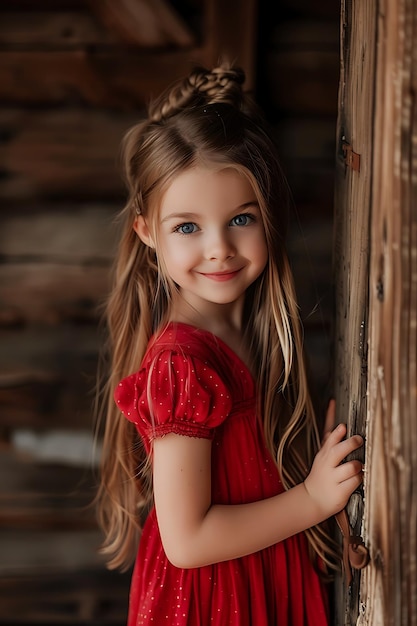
133, 215, 155, 248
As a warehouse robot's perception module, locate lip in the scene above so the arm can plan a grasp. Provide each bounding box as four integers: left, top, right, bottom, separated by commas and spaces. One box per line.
198, 269, 242, 282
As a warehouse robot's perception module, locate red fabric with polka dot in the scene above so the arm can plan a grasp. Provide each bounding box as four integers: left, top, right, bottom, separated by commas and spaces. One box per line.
114, 322, 329, 625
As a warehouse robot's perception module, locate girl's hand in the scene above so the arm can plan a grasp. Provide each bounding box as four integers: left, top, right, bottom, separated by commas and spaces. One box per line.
304, 423, 363, 518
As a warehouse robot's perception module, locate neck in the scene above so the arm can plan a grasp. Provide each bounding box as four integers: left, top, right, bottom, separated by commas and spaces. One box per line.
168, 296, 254, 371
169, 297, 244, 336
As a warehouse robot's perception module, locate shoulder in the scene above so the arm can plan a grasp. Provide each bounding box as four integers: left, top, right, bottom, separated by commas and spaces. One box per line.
146, 322, 219, 361
114, 323, 233, 436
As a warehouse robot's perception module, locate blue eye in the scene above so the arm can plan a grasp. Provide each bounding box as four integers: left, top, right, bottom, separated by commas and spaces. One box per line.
231, 214, 254, 227
175, 222, 198, 234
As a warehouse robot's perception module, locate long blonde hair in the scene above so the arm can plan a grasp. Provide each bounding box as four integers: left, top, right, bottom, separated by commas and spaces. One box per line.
96, 62, 339, 572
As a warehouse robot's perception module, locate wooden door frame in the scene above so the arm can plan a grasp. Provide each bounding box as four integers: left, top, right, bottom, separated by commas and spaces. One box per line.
334, 0, 417, 623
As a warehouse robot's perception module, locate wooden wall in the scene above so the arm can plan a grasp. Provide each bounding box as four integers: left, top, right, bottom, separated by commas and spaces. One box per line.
0, 1, 341, 623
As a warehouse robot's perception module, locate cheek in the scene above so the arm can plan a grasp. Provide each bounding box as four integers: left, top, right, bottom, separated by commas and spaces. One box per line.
160, 239, 196, 269
253, 232, 269, 268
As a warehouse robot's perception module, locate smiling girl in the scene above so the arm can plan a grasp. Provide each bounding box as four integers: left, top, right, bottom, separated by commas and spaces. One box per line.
96, 63, 363, 625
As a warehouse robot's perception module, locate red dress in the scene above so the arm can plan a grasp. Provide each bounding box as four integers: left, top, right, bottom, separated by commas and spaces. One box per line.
115, 322, 329, 626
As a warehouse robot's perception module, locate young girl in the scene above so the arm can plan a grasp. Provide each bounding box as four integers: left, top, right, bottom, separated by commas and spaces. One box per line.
97, 62, 363, 625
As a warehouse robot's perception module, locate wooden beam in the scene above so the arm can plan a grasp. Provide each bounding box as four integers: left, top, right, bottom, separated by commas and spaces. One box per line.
0, 11, 114, 46
0, 50, 205, 108
88, 0, 195, 47
333, 0, 377, 621
362, 0, 417, 623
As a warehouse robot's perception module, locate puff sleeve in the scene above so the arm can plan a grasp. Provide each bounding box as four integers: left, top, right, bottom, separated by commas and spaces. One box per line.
114, 350, 233, 444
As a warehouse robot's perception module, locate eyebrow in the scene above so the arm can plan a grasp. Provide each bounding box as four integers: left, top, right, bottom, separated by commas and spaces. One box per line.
160, 212, 199, 224
160, 201, 259, 223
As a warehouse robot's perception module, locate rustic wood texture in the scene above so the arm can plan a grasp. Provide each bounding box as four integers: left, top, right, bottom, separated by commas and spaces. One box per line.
335, 0, 417, 624
333, 0, 377, 622
360, 0, 417, 624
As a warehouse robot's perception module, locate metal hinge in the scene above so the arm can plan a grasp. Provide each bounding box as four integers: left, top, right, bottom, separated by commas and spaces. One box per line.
342, 141, 361, 172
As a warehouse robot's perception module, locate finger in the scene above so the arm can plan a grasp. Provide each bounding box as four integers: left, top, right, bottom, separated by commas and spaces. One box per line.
337, 472, 364, 501
331, 435, 364, 466
321, 422, 347, 450
335, 459, 363, 482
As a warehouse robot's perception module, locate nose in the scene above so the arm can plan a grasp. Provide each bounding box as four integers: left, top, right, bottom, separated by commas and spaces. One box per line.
206, 229, 236, 261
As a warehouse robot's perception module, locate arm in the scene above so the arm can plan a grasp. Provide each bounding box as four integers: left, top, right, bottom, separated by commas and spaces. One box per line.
153, 423, 363, 568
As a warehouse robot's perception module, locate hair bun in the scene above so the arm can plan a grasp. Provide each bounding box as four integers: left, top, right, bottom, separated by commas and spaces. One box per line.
188, 65, 245, 102
148, 63, 245, 123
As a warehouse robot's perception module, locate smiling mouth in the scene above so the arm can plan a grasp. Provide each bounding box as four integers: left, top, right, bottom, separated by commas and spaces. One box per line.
199, 269, 242, 282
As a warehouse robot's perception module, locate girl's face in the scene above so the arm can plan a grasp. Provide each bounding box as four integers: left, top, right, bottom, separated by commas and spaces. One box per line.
136, 165, 268, 321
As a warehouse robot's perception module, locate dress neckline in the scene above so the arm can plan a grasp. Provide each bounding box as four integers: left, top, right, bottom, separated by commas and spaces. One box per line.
162, 321, 256, 385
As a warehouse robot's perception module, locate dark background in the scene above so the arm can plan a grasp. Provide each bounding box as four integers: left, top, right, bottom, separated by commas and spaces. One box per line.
0, 1, 340, 623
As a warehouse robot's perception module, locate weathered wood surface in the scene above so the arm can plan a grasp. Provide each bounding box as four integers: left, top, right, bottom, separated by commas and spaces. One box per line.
359, 0, 417, 624
335, 0, 417, 624
333, 0, 376, 622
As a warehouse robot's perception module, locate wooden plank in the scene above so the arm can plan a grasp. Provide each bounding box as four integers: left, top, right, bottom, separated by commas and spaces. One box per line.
0, 326, 99, 372
360, 0, 417, 624
333, 0, 377, 622
0, 205, 119, 259
0, 529, 105, 574
89, 0, 196, 47
0, 50, 207, 107
0, 11, 114, 46
0, 1, 257, 107
0, 452, 98, 530
0, 375, 97, 430
0, 263, 110, 324
0, 326, 100, 430
0, 569, 130, 624
0, 108, 137, 201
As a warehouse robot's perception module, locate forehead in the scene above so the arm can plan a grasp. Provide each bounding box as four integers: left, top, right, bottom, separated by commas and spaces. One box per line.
158, 165, 257, 218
